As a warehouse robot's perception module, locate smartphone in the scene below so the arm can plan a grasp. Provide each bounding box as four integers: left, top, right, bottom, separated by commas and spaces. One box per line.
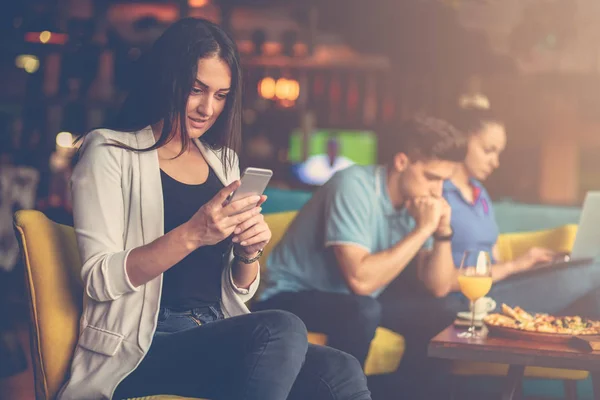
226, 167, 273, 213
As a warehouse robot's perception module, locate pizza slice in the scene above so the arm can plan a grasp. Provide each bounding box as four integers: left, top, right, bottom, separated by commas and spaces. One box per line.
512, 306, 534, 321
501, 304, 533, 322
484, 313, 516, 327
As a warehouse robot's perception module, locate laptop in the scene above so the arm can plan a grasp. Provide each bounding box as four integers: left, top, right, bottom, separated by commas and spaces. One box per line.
523, 191, 600, 275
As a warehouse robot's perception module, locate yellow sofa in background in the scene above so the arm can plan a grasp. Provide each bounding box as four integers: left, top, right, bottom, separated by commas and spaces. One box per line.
496, 223, 578, 262
261, 212, 588, 392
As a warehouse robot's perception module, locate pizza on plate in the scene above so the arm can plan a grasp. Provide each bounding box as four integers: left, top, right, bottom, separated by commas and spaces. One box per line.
484, 304, 600, 335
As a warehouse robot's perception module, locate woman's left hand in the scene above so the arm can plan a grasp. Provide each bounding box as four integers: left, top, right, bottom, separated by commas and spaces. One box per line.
232, 195, 271, 257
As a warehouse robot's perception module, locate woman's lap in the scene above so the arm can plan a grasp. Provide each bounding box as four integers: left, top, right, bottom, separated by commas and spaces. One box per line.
114, 309, 370, 400
114, 310, 308, 399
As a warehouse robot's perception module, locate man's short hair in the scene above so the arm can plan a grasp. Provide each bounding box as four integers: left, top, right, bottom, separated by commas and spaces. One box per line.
395, 114, 467, 162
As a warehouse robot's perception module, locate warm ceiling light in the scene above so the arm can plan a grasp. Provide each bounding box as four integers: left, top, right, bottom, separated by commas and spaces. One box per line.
275, 78, 300, 101
258, 77, 276, 99
258, 77, 300, 105
286, 79, 300, 101
15, 55, 39, 74
188, 0, 208, 7
275, 78, 290, 100
39, 31, 51, 44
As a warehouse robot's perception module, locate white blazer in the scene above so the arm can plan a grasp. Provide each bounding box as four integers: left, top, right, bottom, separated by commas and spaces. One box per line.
58, 127, 259, 400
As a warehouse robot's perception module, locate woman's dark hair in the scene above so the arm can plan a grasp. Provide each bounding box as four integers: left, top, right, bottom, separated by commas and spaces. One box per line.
105, 18, 242, 173
450, 107, 503, 137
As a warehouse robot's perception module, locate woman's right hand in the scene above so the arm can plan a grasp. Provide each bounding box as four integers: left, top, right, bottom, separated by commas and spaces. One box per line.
513, 247, 556, 273
184, 181, 263, 249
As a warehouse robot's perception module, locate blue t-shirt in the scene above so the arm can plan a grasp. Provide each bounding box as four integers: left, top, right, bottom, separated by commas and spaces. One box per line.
443, 179, 499, 267
260, 165, 432, 300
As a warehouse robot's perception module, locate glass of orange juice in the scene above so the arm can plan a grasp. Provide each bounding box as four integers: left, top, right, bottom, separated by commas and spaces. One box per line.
457, 250, 492, 339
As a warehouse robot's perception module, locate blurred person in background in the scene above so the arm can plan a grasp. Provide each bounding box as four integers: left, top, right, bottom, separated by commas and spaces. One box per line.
295, 136, 355, 186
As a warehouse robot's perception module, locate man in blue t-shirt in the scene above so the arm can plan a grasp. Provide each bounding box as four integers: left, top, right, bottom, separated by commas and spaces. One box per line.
254, 115, 467, 367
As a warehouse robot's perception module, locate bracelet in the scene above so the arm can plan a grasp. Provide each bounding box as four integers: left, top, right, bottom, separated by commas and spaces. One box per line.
233, 248, 263, 264
433, 229, 454, 241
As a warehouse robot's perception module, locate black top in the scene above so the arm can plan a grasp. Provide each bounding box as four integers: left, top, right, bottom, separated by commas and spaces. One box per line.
160, 167, 231, 310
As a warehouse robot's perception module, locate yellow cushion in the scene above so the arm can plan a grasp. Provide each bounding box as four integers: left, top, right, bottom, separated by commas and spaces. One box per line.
261, 211, 298, 265
452, 362, 588, 380
364, 327, 405, 376
254, 211, 298, 302
496, 224, 577, 262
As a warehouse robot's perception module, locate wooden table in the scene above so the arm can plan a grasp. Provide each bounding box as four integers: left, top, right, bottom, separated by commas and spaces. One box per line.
428, 325, 600, 400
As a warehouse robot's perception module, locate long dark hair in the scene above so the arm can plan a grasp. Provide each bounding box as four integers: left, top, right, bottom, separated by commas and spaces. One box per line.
105, 17, 242, 173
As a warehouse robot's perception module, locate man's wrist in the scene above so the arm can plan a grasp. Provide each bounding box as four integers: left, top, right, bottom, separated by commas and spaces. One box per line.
433, 229, 453, 243
435, 225, 453, 236
414, 224, 437, 239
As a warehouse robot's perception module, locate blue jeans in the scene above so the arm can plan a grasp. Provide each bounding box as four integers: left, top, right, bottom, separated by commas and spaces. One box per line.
113, 304, 371, 400
375, 261, 600, 398
254, 291, 381, 367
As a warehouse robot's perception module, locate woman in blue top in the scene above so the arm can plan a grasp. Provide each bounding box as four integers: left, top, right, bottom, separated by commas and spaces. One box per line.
443, 108, 555, 279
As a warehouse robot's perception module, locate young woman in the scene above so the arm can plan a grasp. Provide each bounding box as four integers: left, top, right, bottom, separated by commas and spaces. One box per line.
443, 108, 555, 278
60, 18, 370, 400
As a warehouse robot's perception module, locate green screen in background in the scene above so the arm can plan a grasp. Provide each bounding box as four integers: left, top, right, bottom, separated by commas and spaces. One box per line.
288, 129, 377, 165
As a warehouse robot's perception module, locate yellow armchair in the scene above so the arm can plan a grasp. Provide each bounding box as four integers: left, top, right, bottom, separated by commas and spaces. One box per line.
13, 210, 202, 400
261, 212, 405, 376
